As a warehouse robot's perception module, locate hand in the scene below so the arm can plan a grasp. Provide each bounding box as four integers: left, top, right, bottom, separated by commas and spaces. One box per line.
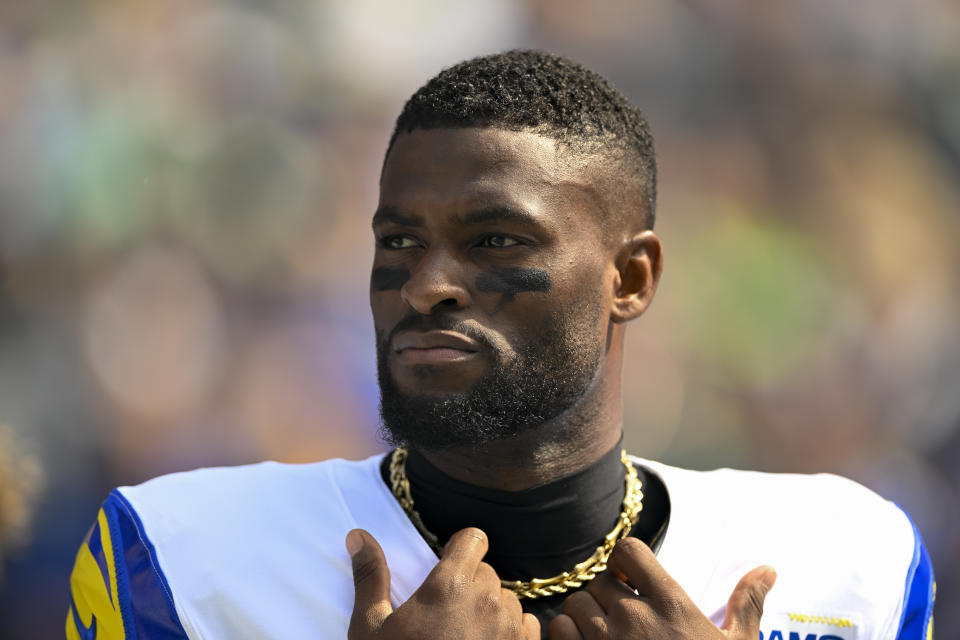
548, 537, 776, 640
347, 527, 541, 639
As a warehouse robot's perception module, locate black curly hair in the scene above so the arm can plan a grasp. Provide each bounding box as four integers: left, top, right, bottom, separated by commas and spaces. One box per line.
387, 49, 657, 228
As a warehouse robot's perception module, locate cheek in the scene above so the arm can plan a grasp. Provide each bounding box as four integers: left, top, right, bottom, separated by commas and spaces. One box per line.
474, 266, 552, 310
551, 263, 614, 329
370, 266, 410, 292
550, 254, 609, 299
369, 289, 409, 336
369, 267, 412, 334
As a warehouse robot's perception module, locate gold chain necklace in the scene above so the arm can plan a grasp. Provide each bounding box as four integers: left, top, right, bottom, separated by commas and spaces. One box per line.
388, 447, 643, 600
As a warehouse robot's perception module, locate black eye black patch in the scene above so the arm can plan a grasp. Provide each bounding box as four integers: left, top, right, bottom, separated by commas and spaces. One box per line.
371, 266, 411, 291
476, 267, 551, 309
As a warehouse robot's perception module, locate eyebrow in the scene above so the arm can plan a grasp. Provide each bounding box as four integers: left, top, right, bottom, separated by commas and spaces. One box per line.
372, 206, 423, 227
457, 206, 540, 226
371, 205, 542, 228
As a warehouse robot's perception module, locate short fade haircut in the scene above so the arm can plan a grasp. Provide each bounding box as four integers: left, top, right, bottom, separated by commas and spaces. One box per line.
387, 49, 658, 228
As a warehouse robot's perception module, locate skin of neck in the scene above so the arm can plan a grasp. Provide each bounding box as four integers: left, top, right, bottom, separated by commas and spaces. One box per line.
415, 323, 627, 492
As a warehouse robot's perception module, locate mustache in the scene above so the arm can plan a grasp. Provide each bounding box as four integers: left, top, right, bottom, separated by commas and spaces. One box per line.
383, 313, 495, 351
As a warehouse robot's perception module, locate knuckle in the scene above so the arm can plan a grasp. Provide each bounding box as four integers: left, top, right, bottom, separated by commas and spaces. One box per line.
610, 536, 648, 568
614, 606, 653, 638
475, 590, 501, 614
448, 571, 470, 596
351, 558, 379, 587
728, 588, 749, 614
501, 617, 522, 639
429, 565, 456, 587
548, 615, 580, 640
607, 596, 634, 618
728, 585, 766, 627
605, 597, 643, 631
561, 590, 593, 616
616, 536, 646, 554
416, 579, 443, 604
425, 567, 469, 601
747, 586, 766, 618
431, 564, 454, 582
416, 580, 442, 604
584, 575, 607, 598
501, 587, 522, 611
656, 595, 689, 620
476, 561, 498, 583
620, 605, 649, 633
585, 616, 610, 639
348, 603, 389, 638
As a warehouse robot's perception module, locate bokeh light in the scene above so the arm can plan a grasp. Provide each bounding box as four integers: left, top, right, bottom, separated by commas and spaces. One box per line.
0, 2, 957, 636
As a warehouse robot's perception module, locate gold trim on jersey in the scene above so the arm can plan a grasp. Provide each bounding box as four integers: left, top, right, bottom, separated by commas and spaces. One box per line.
66, 509, 126, 639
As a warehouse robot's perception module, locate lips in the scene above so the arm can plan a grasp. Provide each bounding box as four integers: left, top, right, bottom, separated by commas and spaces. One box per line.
392, 330, 481, 364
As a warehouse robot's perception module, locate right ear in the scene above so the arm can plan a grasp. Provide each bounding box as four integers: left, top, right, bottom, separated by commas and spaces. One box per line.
610, 230, 663, 323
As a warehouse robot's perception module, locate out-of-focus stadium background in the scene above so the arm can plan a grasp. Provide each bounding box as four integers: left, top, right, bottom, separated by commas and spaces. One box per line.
1, 1, 957, 637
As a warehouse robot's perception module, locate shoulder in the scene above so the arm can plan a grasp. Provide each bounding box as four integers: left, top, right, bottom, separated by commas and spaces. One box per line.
642, 459, 892, 510
67, 490, 188, 639
67, 455, 390, 639
120, 456, 378, 511
638, 460, 913, 557
641, 460, 911, 546
116, 455, 390, 558
638, 460, 935, 640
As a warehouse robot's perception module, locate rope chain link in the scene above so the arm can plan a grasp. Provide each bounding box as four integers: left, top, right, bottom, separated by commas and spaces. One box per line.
389, 447, 644, 600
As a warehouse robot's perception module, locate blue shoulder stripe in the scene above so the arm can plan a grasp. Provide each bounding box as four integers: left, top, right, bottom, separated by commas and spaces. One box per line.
85, 519, 112, 608
103, 490, 190, 639
895, 507, 935, 640
68, 492, 190, 639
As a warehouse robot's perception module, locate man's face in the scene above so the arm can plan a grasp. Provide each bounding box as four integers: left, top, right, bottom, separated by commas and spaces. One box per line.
371, 128, 616, 450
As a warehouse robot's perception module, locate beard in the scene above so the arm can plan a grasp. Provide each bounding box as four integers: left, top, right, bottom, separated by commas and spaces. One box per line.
376, 301, 605, 452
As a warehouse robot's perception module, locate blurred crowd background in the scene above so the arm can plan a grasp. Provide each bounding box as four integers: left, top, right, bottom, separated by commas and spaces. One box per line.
1, 1, 958, 637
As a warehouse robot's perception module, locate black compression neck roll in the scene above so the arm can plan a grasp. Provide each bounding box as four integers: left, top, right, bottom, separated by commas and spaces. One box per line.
379, 437, 670, 579
378, 438, 671, 636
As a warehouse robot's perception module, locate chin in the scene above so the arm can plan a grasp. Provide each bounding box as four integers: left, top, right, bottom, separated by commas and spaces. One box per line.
392, 380, 472, 402
391, 364, 483, 394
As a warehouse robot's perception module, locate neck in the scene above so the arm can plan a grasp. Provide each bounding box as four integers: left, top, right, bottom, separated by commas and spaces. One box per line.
415, 377, 622, 491
401, 435, 632, 566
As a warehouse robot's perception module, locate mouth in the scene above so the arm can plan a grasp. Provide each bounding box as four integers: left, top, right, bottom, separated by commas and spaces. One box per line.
392, 330, 482, 365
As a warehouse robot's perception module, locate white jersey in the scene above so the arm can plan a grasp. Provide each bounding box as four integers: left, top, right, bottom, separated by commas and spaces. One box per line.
66, 454, 935, 640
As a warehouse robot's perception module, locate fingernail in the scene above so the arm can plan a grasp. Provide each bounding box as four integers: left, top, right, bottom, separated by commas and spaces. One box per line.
346, 530, 364, 557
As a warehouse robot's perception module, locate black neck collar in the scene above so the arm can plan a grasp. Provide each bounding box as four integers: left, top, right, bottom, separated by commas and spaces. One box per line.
379, 438, 670, 582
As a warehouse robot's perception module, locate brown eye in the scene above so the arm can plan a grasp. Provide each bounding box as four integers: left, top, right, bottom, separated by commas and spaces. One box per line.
381, 235, 418, 249
479, 235, 519, 248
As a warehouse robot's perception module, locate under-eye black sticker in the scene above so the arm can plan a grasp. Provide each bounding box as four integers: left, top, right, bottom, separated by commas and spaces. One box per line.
476, 267, 551, 309
371, 266, 411, 291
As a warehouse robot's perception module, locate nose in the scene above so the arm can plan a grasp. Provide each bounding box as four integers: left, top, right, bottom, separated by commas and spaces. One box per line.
401, 248, 471, 314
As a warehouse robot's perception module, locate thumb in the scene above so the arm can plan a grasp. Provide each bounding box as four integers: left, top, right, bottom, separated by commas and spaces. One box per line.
347, 529, 393, 637
721, 565, 776, 638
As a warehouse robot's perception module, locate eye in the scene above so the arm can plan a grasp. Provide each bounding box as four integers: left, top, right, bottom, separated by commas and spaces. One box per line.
478, 234, 520, 248
379, 235, 419, 250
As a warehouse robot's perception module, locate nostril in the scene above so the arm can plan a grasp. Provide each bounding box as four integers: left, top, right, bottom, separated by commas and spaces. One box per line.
428, 297, 462, 313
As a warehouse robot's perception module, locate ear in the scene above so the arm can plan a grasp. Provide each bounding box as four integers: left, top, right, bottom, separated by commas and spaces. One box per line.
611, 230, 663, 323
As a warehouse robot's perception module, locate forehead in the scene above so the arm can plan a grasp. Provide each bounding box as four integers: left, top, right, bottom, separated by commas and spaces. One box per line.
379, 128, 606, 222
